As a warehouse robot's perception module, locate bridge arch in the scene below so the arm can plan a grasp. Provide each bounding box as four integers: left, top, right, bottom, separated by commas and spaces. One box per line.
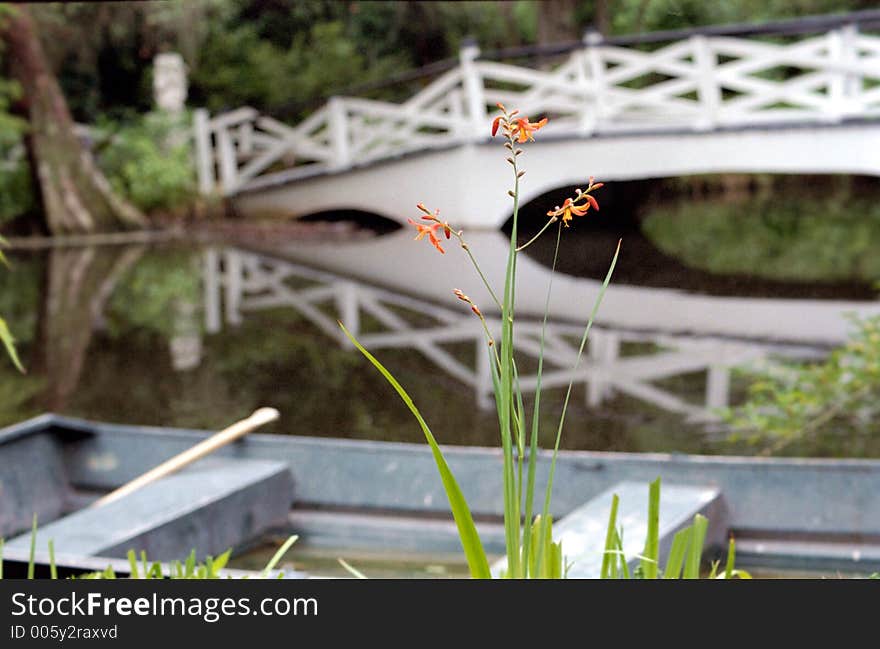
234, 122, 880, 230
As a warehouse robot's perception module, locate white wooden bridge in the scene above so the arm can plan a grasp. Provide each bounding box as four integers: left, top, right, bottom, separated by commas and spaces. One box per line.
193, 11, 880, 228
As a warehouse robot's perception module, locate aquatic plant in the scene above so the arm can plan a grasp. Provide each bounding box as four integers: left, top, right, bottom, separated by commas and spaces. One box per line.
723, 314, 880, 454
0, 515, 298, 579
339, 104, 732, 578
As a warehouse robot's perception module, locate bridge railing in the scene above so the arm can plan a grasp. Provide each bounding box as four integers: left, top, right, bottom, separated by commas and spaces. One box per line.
193, 11, 880, 196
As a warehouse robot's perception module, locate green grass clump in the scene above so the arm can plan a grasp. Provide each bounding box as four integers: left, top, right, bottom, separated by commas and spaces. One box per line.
0, 514, 298, 580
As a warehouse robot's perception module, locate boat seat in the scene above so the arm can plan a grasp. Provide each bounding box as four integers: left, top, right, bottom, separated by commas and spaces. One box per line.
6, 457, 293, 562
492, 481, 726, 578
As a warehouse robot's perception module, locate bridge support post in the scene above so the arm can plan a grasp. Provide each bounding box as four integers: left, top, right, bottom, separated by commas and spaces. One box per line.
223, 250, 243, 327
579, 30, 606, 136
460, 39, 487, 140
828, 23, 861, 121
193, 109, 215, 196
328, 96, 351, 170
203, 248, 221, 334
706, 365, 730, 411
692, 35, 720, 131
216, 126, 239, 195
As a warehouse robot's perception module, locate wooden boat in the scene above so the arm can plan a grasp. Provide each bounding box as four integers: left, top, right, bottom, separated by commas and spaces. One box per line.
2, 412, 879, 578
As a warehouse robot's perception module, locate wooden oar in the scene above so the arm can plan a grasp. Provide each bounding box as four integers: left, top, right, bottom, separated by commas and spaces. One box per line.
89, 407, 280, 508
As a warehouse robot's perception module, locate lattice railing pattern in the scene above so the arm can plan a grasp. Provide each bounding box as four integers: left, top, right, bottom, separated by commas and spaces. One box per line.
194, 22, 880, 195
203, 248, 797, 419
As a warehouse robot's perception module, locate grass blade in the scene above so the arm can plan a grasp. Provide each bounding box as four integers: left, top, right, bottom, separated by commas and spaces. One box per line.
683, 514, 708, 579
616, 529, 630, 579
641, 477, 661, 579
601, 493, 620, 579
662, 527, 691, 579
522, 222, 562, 577
338, 558, 368, 579
537, 240, 621, 577
47, 539, 57, 579
340, 321, 491, 579
212, 549, 231, 574
27, 514, 37, 579
0, 318, 24, 373
128, 550, 139, 579
261, 535, 298, 578
724, 536, 735, 579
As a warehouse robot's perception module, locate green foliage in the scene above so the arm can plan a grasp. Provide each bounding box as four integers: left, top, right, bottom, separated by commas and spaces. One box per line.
0, 237, 25, 373
0, 316, 23, 373
723, 315, 880, 453
0, 159, 35, 225
193, 19, 403, 117
341, 321, 492, 579
0, 517, 298, 579
0, 74, 32, 225
608, 0, 874, 35
106, 249, 201, 338
94, 112, 197, 213
642, 192, 880, 284
601, 477, 751, 579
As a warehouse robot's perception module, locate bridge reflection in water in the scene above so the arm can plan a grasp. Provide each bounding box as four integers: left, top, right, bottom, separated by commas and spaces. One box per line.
199, 231, 877, 423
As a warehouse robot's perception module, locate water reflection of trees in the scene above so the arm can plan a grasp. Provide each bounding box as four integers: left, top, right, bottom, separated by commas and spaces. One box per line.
38, 245, 144, 410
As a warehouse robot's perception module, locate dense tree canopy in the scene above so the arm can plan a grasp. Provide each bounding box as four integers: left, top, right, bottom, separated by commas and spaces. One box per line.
15, 0, 880, 122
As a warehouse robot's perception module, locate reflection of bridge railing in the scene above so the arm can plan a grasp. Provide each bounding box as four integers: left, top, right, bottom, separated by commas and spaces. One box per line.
194, 11, 880, 196
202, 247, 823, 421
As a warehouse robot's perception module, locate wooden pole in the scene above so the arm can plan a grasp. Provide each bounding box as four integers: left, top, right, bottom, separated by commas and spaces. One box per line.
89, 407, 280, 508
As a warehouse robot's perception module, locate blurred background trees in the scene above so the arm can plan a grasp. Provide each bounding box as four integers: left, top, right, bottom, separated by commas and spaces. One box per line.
0, 0, 875, 229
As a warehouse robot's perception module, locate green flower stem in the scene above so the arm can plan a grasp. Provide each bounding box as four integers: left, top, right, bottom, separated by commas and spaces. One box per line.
535, 239, 620, 577
515, 217, 558, 252
521, 221, 562, 577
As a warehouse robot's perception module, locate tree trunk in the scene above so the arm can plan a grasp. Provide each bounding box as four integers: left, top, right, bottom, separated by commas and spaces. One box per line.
536, 0, 580, 45
595, 0, 612, 37
2, 6, 146, 235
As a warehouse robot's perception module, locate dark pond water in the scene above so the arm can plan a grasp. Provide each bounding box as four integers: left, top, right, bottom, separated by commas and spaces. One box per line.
2, 176, 879, 458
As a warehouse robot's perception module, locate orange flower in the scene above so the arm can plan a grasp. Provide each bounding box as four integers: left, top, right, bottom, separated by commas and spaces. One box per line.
407, 218, 446, 253
491, 115, 503, 137
510, 117, 547, 143
558, 198, 590, 226
546, 184, 602, 227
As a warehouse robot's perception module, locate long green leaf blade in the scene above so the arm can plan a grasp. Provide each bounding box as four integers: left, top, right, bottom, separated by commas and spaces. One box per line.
0, 318, 24, 373
641, 477, 661, 579
523, 222, 562, 578
128, 549, 139, 579
27, 514, 37, 580
537, 239, 621, 577
338, 558, 368, 579
340, 322, 491, 579
601, 493, 620, 579
662, 527, 692, 579
724, 536, 736, 579
261, 535, 298, 578
683, 514, 708, 579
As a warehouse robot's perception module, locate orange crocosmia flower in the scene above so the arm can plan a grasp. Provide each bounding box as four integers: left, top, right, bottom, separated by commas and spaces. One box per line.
511, 117, 548, 143
548, 194, 599, 227
407, 218, 446, 253
491, 115, 504, 137
560, 198, 589, 226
